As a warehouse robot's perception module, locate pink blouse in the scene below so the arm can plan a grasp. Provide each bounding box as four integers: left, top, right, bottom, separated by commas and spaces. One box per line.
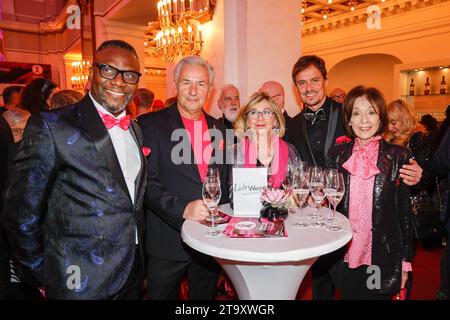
342, 136, 380, 268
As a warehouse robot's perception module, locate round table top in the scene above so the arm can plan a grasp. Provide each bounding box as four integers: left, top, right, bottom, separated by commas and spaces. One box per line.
181, 204, 353, 263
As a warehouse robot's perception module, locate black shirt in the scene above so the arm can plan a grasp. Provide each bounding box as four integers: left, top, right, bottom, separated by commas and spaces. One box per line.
304, 102, 331, 167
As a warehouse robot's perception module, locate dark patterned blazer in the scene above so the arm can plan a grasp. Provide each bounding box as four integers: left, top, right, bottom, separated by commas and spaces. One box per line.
1, 96, 147, 299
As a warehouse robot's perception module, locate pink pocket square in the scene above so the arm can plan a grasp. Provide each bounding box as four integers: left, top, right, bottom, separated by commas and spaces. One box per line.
142, 147, 151, 157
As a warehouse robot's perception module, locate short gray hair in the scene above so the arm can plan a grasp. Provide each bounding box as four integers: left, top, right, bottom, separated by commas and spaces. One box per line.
173, 56, 215, 88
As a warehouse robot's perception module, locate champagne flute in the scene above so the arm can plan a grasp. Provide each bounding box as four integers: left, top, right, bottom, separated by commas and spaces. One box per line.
323, 168, 339, 222
326, 172, 345, 232
292, 169, 310, 228
202, 176, 222, 237
307, 166, 325, 227
297, 161, 309, 173
282, 164, 296, 213
206, 167, 220, 182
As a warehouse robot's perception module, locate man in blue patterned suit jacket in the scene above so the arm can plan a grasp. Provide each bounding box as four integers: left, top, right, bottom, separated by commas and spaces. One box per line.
2, 40, 147, 300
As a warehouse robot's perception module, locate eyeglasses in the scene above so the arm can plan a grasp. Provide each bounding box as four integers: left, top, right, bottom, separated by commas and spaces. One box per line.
247, 110, 274, 119
93, 62, 142, 84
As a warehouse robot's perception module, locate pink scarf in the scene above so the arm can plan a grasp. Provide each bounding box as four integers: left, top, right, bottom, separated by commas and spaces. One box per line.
242, 136, 289, 188
342, 136, 381, 179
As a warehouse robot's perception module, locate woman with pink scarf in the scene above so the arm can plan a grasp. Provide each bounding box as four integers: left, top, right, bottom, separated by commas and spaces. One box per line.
327, 86, 413, 300
230, 92, 299, 189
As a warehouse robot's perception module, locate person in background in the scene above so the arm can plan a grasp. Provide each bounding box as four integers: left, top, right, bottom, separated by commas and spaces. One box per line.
134, 88, 155, 118
329, 88, 346, 104
139, 56, 228, 300
1, 86, 39, 300
420, 114, 439, 151
1, 86, 29, 143
152, 99, 165, 112
50, 89, 84, 109
217, 84, 240, 130
385, 100, 441, 249
2, 39, 147, 300
385, 100, 433, 191
19, 78, 59, 113
0, 113, 14, 299
1, 86, 22, 113
164, 96, 177, 108
432, 127, 450, 300
436, 105, 450, 147
328, 86, 413, 300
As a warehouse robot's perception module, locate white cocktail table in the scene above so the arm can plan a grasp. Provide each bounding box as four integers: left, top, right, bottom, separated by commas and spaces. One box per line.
181, 205, 352, 300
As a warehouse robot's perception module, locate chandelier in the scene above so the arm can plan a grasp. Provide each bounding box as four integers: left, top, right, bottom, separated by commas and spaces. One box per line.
71, 60, 91, 91
148, 0, 215, 62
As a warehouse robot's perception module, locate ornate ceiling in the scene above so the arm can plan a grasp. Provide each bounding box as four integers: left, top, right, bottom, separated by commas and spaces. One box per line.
301, 0, 448, 35
302, 0, 383, 23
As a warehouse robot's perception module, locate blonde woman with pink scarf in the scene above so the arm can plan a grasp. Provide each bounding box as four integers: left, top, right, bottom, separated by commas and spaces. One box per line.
230, 92, 300, 188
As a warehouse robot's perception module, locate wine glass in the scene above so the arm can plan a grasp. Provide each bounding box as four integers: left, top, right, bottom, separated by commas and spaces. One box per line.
202, 175, 222, 237
326, 172, 345, 232
292, 169, 310, 228
206, 167, 220, 182
297, 161, 309, 173
323, 168, 339, 222
307, 166, 325, 227
282, 164, 296, 213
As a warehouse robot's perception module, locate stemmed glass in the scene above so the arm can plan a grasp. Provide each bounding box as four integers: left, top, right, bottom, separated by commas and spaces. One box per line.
307, 166, 325, 227
282, 164, 296, 213
292, 169, 310, 228
297, 161, 309, 173
323, 168, 339, 222
326, 172, 345, 232
202, 169, 222, 237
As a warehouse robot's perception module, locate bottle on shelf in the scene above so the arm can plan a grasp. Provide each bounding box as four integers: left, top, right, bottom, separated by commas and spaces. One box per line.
409, 78, 415, 96
424, 77, 430, 95
441, 76, 447, 94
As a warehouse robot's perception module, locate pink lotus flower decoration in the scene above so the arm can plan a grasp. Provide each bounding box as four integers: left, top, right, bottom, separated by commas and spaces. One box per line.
260, 187, 290, 206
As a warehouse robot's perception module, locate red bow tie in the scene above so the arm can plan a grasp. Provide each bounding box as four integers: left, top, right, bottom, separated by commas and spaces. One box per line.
99, 113, 131, 130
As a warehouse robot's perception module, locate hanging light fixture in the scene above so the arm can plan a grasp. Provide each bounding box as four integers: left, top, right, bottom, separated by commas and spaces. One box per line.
147, 0, 215, 62
71, 60, 91, 91
348, 0, 358, 12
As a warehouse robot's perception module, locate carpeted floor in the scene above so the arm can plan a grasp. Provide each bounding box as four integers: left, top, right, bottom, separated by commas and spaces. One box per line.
218, 241, 445, 300
295, 242, 445, 300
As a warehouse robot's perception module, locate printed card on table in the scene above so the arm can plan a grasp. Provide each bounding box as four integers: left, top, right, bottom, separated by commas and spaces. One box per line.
223, 217, 287, 238
232, 167, 267, 217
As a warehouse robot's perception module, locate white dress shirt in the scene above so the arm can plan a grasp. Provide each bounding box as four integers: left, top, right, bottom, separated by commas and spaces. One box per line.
89, 93, 141, 243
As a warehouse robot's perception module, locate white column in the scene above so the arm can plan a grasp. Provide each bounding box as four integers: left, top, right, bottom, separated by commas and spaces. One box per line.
200, 0, 302, 118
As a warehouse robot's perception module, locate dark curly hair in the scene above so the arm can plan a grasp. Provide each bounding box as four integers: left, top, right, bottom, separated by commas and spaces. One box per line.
19, 78, 58, 114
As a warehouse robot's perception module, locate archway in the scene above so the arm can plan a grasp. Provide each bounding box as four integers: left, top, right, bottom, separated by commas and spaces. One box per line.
327, 54, 403, 104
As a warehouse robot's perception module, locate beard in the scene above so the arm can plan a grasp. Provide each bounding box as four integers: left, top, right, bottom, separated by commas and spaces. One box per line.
95, 88, 133, 115
223, 109, 238, 122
